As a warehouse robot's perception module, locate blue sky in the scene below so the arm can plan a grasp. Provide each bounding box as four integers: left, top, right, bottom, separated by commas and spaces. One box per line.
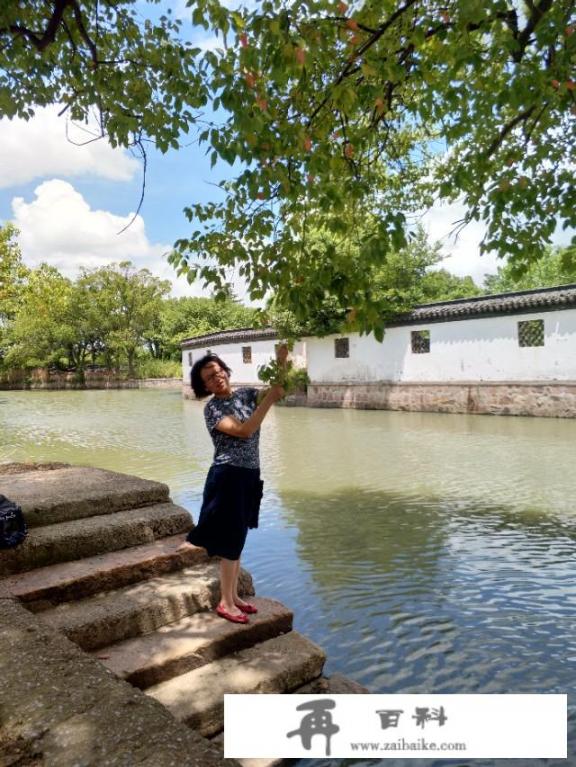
1, 1, 564, 302
0, 1, 240, 298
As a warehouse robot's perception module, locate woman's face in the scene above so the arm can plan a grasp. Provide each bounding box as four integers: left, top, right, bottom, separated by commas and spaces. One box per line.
200, 360, 231, 397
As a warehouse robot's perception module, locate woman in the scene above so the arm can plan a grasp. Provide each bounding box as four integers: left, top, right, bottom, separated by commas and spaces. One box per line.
181, 347, 287, 624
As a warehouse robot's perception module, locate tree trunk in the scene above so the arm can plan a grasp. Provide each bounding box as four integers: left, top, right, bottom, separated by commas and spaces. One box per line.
127, 349, 135, 378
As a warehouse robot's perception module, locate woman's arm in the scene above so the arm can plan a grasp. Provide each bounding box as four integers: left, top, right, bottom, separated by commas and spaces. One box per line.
215, 384, 284, 439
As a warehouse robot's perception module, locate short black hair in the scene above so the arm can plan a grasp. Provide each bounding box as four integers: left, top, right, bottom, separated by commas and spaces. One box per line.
190, 354, 232, 398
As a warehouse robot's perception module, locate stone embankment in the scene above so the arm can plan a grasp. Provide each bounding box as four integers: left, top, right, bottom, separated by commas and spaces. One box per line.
0, 464, 365, 767
0, 376, 181, 391
307, 381, 576, 418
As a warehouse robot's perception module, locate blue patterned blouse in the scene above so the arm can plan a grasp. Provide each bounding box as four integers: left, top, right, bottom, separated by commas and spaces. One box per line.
204, 387, 260, 469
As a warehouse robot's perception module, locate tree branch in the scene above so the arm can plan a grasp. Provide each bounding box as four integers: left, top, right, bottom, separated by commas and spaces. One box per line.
70, 0, 98, 63
515, 0, 555, 61
484, 105, 536, 158
2, 0, 98, 62
2, 0, 73, 52
307, 0, 419, 127
117, 138, 147, 235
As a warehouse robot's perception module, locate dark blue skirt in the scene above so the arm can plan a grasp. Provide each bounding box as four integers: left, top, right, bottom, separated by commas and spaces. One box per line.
186, 464, 264, 560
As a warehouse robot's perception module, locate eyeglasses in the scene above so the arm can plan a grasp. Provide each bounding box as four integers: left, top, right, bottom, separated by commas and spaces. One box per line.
202, 367, 226, 385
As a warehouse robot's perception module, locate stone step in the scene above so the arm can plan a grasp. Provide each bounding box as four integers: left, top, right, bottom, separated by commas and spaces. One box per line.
94, 597, 293, 689
39, 562, 255, 651
210, 733, 285, 767
0, 597, 238, 767
0, 502, 192, 578
146, 631, 326, 737
0, 535, 207, 610
0, 465, 170, 528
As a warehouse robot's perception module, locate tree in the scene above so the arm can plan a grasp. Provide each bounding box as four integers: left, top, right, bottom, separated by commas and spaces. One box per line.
79, 262, 171, 376
3, 264, 74, 369
169, 0, 576, 334
0, 223, 29, 326
418, 270, 481, 303
371, 227, 481, 306
0, 1, 208, 159
3, 2, 575, 335
148, 296, 257, 360
265, 224, 480, 337
483, 245, 576, 293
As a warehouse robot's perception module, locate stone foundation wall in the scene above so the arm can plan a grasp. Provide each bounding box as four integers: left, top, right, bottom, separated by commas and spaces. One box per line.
307, 381, 576, 418
1, 377, 181, 391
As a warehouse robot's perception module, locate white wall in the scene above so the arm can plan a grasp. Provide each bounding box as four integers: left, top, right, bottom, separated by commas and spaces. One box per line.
182, 340, 306, 386
306, 308, 576, 383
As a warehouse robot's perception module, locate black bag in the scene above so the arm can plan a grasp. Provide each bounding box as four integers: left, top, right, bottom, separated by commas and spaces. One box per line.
0, 494, 28, 549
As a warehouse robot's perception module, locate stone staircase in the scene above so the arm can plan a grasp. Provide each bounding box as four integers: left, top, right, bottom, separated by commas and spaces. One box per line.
0, 464, 330, 764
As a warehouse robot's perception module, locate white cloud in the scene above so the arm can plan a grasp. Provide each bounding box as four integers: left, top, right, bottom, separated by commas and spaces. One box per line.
419, 198, 576, 286
418, 200, 501, 285
0, 106, 139, 189
10, 179, 206, 297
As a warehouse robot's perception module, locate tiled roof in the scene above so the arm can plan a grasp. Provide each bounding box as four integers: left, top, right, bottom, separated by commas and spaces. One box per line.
387, 283, 576, 326
181, 327, 277, 349
180, 284, 576, 347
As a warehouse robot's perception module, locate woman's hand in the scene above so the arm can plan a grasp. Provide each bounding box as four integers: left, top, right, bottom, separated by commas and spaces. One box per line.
269, 383, 285, 402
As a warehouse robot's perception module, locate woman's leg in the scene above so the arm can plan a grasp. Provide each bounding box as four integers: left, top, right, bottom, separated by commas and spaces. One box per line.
219, 557, 244, 616
232, 558, 242, 603
233, 558, 257, 612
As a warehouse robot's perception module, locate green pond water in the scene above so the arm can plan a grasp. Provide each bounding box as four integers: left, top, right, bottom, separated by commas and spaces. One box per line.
1, 389, 574, 766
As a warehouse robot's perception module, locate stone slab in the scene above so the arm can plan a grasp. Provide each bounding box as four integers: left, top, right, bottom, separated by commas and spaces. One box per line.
0, 598, 238, 767
0, 502, 192, 577
0, 465, 170, 528
210, 734, 290, 767
294, 672, 369, 694
39, 562, 255, 651
0, 462, 70, 475
146, 631, 326, 737
0, 535, 206, 610
325, 672, 370, 693
95, 597, 293, 689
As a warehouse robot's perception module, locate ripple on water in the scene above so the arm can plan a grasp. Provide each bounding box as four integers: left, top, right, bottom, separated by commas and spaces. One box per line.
2, 391, 575, 766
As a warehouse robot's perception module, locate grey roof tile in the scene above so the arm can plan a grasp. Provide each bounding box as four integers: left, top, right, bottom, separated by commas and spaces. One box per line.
181, 284, 576, 346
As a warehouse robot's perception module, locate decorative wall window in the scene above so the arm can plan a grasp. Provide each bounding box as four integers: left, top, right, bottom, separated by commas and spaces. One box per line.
334, 337, 349, 358
242, 346, 252, 363
411, 329, 430, 354
518, 319, 544, 347
188, 352, 193, 366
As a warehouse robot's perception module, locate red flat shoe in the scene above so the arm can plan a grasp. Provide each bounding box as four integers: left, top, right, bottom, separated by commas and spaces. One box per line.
235, 601, 258, 615
216, 605, 249, 624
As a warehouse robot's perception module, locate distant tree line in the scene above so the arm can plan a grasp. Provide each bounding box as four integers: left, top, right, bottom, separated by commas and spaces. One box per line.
1, 222, 575, 378
0, 224, 256, 379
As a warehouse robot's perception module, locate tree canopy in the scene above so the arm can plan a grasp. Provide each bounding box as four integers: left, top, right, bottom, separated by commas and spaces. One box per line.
0, 0, 209, 153
484, 244, 576, 293
2, 1, 575, 336
0, 224, 29, 321
0, 223, 257, 374
265, 225, 481, 337
172, 0, 576, 335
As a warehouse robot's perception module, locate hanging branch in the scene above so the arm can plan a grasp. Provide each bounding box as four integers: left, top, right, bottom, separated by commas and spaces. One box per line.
117, 138, 147, 235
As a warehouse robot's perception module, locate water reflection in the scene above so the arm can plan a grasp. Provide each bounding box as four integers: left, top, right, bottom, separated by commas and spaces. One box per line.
268, 406, 576, 518
267, 486, 576, 767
